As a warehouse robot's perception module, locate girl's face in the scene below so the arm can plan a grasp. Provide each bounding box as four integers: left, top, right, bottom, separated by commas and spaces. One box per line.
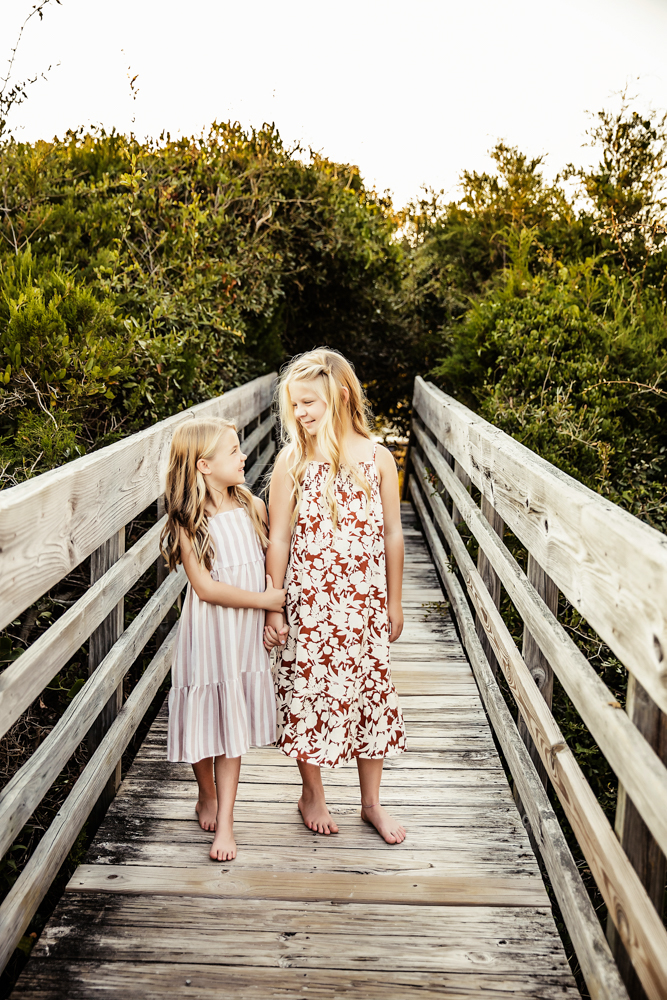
289, 380, 328, 436
197, 428, 247, 491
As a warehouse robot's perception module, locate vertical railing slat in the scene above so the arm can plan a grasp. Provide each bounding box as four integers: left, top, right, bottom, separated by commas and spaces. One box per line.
608, 677, 667, 1000
87, 527, 125, 827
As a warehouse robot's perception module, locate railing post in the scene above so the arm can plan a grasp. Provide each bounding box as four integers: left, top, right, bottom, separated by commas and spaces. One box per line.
475, 496, 504, 676
87, 527, 125, 827
513, 554, 559, 840
518, 553, 558, 784
156, 495, 178, 646
608, 677, 667, 1000
451, 460, 471, 526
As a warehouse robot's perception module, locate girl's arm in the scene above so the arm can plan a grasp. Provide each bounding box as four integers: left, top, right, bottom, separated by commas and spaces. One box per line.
179, 527, 285, 612
377, 445, 404, 643
265, 450, 295, 642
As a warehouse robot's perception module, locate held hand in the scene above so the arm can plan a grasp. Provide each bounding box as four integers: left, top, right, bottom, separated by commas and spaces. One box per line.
264, 609, 288, 649
388, 604, 404, 644
264, 574, 287, 614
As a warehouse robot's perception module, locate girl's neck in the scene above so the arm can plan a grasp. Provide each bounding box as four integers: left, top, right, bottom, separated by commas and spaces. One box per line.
309, 429, 373, 464
204, 484, 240, 517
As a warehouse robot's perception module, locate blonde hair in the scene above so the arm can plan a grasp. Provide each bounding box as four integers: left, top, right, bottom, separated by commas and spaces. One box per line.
160, 418, 268, 572
277, 348, 373, 529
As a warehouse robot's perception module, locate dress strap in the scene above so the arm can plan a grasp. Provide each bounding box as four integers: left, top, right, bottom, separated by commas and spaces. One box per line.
372, 443, 378, 461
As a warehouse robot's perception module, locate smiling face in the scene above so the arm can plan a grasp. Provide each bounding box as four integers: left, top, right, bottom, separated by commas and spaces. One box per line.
288, 379, 329, 437
196, 426, 247, 493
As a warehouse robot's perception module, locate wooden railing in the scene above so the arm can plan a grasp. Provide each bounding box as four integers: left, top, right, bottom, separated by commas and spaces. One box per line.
0, 372, 277, 972
406, 377, 667, 1000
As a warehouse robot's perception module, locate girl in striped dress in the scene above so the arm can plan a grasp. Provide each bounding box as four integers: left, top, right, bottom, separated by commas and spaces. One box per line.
160, 418, 285, 861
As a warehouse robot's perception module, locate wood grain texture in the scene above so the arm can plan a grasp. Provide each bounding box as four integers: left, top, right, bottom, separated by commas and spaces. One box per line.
9, 507, 578, 1000
414, 464, 667, 999
0, 372, 276, 629
412, 473, 667, 1000
409, 476, 630, 1000
87, 527, 125, 824
11, 961, 581, 999
413, 422, 667, 860
0, 627, 177, 975
0, 570, 185, 862
67, 864, 547, 907
413, 377, 667, 714
0, 517, 166, 739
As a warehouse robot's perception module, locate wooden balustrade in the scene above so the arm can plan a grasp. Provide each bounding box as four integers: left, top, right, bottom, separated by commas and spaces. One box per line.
407, 377, 667, 1000
0, 373, 277, 975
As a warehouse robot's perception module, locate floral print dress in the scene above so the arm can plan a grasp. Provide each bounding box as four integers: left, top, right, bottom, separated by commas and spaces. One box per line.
275, 449, 406, 767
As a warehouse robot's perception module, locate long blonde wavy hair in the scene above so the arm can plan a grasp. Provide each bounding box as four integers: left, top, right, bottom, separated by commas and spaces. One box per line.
277, 348, 373, 529
160, 418, 268, 572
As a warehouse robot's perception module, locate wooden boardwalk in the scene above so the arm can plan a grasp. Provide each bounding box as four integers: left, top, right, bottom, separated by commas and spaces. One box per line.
12, 508, 578, 999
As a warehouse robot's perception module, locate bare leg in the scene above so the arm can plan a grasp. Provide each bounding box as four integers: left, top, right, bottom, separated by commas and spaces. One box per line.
297, 760, 339, 835
357, 757, 406, 844
210, 755, 241, 861
192, 757, 217, 831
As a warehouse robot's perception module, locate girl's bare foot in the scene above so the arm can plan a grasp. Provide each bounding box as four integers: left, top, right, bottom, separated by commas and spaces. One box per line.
195, 797, 218, 832
361, 803, 406, 844
298, 790, 339, 835
210, 816, 237, 861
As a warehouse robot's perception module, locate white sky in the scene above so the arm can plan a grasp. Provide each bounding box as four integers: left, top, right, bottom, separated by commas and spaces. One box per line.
3, 0, 667, 207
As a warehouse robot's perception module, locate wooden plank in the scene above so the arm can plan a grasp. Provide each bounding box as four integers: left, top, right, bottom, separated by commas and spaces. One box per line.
10, 960, 581, 999
409, 476, 630, 1000
609, 675, 667, 998
0, 626, 177, 974
87, 816, 529, 851
117, 778, 510, 807
129, 762, 506, 787
518, 553, 559, 785
414, 467, 667, 1000
26, 892, 577, 937
32, 919, 570, 974
0, 569, 185, 862
87, 527, 125, 825
87, 842, 540, 876
67, 864, 549, 907
245, 437, 276, 489
0, 517, 166, 740
412, 427, 667, 861
413, 376, 667, 714
108, 796, 527, 826
476, 495, 504, 677
0, 372, 276, 630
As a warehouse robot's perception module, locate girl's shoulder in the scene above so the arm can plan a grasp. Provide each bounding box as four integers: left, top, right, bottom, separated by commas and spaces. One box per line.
373, 444, 398, 484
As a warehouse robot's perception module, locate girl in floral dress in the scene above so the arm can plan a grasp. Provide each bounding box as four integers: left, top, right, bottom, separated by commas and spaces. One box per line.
264, 349, 407, 844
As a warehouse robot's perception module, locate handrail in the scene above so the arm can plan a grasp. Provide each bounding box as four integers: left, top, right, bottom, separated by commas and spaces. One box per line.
0, 372, 276, 632
0, 372, 277, 974
407, 377, 667, 1000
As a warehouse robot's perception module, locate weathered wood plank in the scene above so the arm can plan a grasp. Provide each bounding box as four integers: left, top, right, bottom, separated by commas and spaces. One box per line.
67, 864, 549, 906
0, 626, 177, 974
87, 527, 125, 825
0, 570, 185, 862
414, 466, 667, 1000
409, 476, 630, 1000
0, 372, 276, 629
11, 960, 581, 999
0, 518, 166, 740
413, 377, 667, 714
412, 427, 667, 861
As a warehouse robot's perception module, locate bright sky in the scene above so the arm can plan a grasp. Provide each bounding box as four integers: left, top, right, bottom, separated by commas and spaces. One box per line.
4, 0, 667, 207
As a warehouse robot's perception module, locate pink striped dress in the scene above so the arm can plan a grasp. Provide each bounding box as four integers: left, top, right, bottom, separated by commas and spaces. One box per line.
167, 507, 276, 762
